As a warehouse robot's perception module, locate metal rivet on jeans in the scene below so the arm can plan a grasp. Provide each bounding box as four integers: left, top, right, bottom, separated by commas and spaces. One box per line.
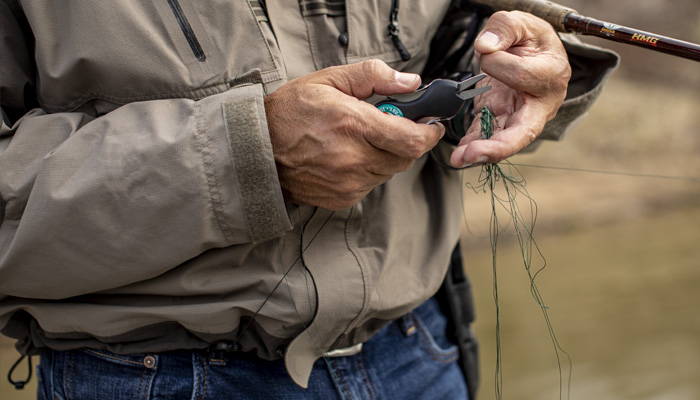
143, 355, 157, 369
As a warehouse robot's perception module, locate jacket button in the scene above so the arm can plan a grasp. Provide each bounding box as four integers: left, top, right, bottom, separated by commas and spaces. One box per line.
143, 355, 157, 369
338, 32, 349, 47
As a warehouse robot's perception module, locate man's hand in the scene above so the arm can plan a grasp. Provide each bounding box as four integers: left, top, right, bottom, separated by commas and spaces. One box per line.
450, 11, 571, 167
265, 60, 445, 210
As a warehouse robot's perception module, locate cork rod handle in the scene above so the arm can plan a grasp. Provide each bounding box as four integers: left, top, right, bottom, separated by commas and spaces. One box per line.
469, 0, 577, 32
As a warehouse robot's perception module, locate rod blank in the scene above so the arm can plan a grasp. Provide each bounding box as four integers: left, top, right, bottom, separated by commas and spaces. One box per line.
469, 0, 700, 62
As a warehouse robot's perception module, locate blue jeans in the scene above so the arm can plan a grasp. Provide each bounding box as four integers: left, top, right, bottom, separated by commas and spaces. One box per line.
37, 298, 468, 399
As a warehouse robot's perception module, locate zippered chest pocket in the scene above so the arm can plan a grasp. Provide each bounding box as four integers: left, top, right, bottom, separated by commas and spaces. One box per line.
167, 0, 207, 62
24, 1, 281, 112
162, 1, 282, 86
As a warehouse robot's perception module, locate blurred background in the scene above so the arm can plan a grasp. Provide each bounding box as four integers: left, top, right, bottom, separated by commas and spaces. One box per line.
461, 0, 700, 399
1, 0, 698, 399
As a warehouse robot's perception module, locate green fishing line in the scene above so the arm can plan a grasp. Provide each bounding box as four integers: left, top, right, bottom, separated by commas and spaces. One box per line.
469, 106, 572, 400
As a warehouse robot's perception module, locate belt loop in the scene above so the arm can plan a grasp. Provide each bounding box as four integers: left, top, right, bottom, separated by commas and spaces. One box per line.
398, 314, 417, 337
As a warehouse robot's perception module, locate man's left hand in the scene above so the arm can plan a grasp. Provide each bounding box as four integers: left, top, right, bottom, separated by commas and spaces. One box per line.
450, 11, 571, 168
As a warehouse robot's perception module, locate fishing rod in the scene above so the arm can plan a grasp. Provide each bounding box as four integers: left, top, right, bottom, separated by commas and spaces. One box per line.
469, 0, 700, 62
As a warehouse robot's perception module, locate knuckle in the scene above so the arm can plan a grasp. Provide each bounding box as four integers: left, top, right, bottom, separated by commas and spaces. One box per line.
557, 62, 572, 89
339, 179, 364, 196
342, 153, 367, 173
541, 60, 570, 98
336, 112, 364, 136
511, 10, 537, 24
490, 11, 512, 24
511, 10, 548, 32
491, 11, 520, 30
361, 59, 387, 78
433, 123, 446, 141
524, 126, 538, 144
512, 65, 532, 85
406, 138, 427, 159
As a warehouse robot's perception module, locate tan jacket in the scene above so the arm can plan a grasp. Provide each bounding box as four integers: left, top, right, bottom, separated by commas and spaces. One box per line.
0, 0, 617, 386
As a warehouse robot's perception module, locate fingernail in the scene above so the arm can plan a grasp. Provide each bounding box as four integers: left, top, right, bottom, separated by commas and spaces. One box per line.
462, 155, 489, 167
451, 146, 467, 167
477, 31, 500, 51
394, 71, 420, 86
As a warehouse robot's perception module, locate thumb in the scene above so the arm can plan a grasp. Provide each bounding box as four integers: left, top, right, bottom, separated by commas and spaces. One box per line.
475, 11, 528, 54
309, 59, 421, 99
475, 11, 556, 55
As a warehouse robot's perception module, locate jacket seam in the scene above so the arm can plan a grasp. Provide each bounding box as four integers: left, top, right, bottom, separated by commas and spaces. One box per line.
38, 72, 281, 113
0, 196, 5, 226
246, 0, 278, 70
193, 101, 235, 242
340, 206, 369, 335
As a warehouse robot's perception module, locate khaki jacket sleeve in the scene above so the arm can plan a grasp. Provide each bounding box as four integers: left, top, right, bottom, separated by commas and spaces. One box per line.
0, 4, 291, 299
536, 33, 620, 143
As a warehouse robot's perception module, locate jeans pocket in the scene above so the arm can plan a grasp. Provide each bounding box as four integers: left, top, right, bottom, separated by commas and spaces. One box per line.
61, 349, 157, 400
411, 301, 460, 364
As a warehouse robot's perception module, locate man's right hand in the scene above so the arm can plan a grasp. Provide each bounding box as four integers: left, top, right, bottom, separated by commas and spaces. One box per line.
265, 60, 444, 210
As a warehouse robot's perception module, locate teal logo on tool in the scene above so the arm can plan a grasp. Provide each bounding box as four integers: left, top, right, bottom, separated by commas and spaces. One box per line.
377, 103, 404, 117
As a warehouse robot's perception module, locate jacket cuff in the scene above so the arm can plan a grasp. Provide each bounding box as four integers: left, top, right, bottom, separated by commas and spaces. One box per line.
538, 34, 620, 142
198, 84, 291, 244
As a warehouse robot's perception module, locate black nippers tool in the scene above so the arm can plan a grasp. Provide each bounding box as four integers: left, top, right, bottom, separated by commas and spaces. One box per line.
366, 73, 491, 122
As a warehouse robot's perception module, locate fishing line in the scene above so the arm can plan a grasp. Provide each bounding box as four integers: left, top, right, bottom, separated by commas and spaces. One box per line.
510, 163, 700, 183
464, 107, 573, 400
236, 207, 334, 343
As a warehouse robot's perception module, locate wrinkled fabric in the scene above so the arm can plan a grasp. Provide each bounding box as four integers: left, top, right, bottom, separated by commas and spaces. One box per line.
0, 0, 618, 386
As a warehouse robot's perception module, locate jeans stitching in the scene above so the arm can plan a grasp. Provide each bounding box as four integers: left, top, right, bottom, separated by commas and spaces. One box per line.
355, 354, 377, 400
143, 360, 157, 400
64, 352, 74, 400
137, 369, 146, 400
412, 314, 460, 364
200, 355, 209, 400
325, 358, 353, 400
190, 353, 200, 400
83, 349, 145, 367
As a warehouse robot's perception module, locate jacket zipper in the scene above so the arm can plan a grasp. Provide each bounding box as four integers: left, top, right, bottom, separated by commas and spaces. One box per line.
388, 0, 412, 61
167, 0, 206, 62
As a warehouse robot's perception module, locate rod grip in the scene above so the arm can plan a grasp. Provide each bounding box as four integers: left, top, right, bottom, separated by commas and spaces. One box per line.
469, 0, 576, 32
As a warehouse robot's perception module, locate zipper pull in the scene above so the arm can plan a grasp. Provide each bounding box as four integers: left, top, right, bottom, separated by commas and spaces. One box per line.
388, 0, 412, 61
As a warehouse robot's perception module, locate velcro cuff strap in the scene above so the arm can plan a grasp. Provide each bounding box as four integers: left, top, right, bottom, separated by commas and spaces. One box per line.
223, 87, 291, 242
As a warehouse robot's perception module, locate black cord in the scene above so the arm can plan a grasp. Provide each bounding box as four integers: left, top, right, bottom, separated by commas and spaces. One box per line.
7, 354, 32, 390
